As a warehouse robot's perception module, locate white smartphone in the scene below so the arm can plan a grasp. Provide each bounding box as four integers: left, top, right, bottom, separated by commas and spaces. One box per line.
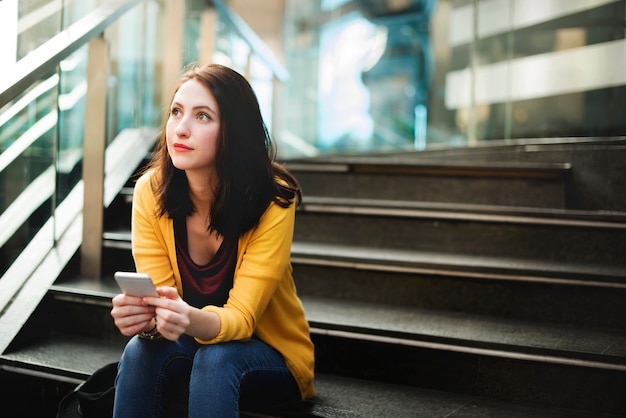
114, 271, 159, 297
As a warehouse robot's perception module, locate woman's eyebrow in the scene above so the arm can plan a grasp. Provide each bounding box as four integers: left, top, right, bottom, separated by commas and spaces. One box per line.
171, 101, 218, 116
193, 105, 218, 116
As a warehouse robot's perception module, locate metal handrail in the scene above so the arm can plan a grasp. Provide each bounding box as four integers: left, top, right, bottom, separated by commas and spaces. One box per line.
0, 0, 143, 109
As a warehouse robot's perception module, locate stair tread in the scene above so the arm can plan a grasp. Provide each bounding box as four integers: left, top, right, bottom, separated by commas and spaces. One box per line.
301, 295, 626, 367
0, 333, 125, 380
286, 158, 572, 174
307, 373, 610, 418
290, 242, 626, 284
0, 333, 613, 418
300, 196, 626, 225
49, 279, 626, 369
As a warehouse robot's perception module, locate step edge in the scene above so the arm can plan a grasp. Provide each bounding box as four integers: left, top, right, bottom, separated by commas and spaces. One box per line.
298, 197, 626, 227
309, 326, 626, 372
289, 244, 626, 288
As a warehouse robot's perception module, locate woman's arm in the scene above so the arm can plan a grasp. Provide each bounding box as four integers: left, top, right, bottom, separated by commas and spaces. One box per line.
131, 172, 177, 288
196, 201, 296, 344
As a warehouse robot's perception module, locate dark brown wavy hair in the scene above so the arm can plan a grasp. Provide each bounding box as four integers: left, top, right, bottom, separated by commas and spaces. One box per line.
144, 63, 302, 239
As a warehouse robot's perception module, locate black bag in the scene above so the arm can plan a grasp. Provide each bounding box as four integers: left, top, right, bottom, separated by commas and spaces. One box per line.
57, 362, 118, 418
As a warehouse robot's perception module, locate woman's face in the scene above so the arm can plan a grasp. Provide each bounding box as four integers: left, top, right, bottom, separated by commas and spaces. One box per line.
166, 78, 221, 175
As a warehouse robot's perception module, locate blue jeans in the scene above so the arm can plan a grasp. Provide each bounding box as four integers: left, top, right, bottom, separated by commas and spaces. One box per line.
113, 334, 302, 418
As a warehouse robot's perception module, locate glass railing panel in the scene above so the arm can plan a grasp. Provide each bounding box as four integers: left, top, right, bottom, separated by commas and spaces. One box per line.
182, 0, 203, 67
56, 47, 88, 205
0, 73, 58, 276
104, 0, 163, 142
138, 0, 163, 129
207, 10, 251, 72
0, 76, 58, 150
16, 0, 108, 61
249, 54, 275, 135
17, 0, 63, 60
61, 0, 109, 28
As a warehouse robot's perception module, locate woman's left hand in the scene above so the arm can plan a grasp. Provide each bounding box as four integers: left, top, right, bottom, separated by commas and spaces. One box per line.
143, 287, 191, 341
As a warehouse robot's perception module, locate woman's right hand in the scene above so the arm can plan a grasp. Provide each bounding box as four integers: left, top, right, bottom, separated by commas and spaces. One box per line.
110, 293, 157, 337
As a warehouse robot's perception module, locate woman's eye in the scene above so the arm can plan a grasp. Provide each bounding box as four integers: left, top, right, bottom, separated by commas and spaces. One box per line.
198, 112, 210, 121
170, 108, 181, 116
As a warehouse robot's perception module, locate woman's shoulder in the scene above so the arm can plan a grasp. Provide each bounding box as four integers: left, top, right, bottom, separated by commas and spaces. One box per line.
132, 169, 161, 205
135, 169, 158, 191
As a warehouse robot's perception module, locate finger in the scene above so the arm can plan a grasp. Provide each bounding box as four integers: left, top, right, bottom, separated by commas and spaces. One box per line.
118, 312, 154, 327
112, 293, 145, 307
143, 287, 180, 307
155, 321, 184, 341
143, 296, 172, 309
112, 303, 155, 318
111, 307, 155, 333
156, 286, 180, 299
154, 307, 190, 334
114, 313, 155, 336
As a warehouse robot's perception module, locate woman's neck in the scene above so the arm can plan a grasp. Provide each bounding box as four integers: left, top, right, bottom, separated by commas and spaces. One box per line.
185, 169, 217, 217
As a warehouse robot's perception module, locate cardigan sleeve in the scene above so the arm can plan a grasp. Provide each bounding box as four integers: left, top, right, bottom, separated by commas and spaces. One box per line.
131, 172, 177, 289
196, 200, 296, 344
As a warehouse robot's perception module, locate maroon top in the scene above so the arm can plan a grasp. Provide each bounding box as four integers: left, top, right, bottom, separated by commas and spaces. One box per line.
174, 218, 236, 309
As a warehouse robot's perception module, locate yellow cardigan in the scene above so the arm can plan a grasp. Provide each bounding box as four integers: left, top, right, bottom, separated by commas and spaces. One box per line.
131, 170, 315, 400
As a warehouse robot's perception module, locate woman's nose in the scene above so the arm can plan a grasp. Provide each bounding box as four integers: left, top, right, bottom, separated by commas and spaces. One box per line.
175, 119, 190, 137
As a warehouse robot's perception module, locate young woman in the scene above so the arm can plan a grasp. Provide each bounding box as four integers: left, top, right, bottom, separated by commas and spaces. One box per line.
110, 63, 315, 417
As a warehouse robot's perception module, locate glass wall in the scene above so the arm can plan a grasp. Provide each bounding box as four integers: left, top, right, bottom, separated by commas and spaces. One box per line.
277, 0, 626, 158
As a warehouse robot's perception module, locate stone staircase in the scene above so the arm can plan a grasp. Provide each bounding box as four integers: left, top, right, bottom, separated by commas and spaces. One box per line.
1, 140, 625, 417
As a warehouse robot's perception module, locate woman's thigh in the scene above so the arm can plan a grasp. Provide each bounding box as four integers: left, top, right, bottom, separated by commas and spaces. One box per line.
114, 335, 199, 418
188, 338, 301, 417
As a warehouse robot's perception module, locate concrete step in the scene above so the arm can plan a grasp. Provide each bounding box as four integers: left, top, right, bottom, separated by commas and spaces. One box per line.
299, 295, 626, 370
295, 196, 626, 267
380, 138, 626, 211
285, 159, 571, 208
289, 240, 626, 290
291, 254, 626, 330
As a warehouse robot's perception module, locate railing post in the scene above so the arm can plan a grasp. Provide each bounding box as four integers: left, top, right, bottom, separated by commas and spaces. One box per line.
81, 33, 109, 278
161, 0, 185, 115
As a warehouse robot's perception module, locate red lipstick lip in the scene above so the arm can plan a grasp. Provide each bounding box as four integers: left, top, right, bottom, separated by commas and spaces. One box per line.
173, 143, 193, 152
